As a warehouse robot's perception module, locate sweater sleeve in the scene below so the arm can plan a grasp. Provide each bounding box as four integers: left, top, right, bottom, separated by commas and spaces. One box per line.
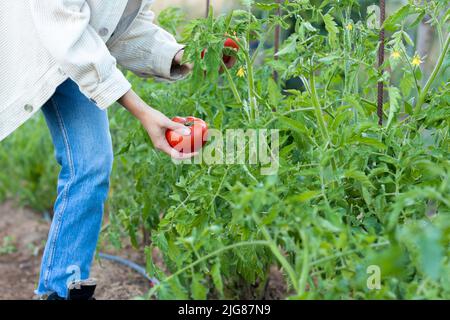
29, 0, 131, 109
108, 1, 188, 81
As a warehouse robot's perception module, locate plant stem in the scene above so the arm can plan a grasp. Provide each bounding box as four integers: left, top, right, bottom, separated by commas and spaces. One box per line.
208, 169, 228, 215
252, 212, 300, 293
230, 35, 258, 121
301, 73, 329, 141
244, 2, 253, 121
414, 33, 450, 117
221, 60, 243, 106
360, 98, 377, 108
246, 51, 258, 120
263, 107, 315, 127
309, 241, 390, 266
436, 22, 444, 52
400, 45, 421, 96
301, 71, 337, 178
297, 231, 310, 295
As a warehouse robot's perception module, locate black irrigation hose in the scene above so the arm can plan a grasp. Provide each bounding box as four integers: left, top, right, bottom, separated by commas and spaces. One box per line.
98, 252, 160, 287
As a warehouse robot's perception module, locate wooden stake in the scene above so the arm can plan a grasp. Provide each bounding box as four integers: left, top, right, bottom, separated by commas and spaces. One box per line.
206, 0, 210, 18
273, 0, 282, 82
377, 0, 386, 126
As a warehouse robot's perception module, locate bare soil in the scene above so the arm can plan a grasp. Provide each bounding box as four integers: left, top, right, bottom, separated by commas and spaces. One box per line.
0, 201, 150, 300
264, 266, 288, 300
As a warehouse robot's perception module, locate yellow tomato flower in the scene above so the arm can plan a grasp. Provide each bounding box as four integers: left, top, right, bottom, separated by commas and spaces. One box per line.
236, 67, 245, 77
412, 54, 423, 67
391, 50, 401, 59
345, 23, 353, 31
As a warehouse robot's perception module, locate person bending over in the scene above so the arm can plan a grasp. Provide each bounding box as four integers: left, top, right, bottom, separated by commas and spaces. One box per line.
0, 0, 235, 300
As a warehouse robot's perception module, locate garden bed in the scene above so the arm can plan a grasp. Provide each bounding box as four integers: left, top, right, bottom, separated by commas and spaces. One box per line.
0, 201, 149, 300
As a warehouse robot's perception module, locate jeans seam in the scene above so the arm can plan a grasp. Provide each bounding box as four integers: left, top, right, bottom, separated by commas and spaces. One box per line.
43, 98, 76, 290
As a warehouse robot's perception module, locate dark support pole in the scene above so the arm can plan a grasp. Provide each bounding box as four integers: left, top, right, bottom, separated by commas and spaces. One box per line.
377, 0, 386, 126
273, 0, 282, 82
206, 0, 210, 18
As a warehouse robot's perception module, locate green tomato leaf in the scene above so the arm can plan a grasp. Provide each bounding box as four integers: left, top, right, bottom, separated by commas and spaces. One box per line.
254, 2, 279, 11
191, 273, 208, 300
386, 86, 402, 129
278, 115, 310, 135
416, 225, 444, 280
276, 35, 298, 56
211, 262, 224, 298
384, 4, 412, 31
323, 14, 339, 47
344, 169, 374, 189
291, 190, 322, 202
354, 137, 387, 150
268, 78, 283, 108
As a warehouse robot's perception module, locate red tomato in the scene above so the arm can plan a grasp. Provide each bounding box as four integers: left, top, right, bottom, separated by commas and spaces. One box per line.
201, 38, 239, 65
222, 38, 239, 63
165, 117, 208, 153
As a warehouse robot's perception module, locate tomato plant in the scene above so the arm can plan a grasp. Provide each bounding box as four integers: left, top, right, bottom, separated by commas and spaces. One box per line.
107, 0, 449, 300
201, 38, 239, 60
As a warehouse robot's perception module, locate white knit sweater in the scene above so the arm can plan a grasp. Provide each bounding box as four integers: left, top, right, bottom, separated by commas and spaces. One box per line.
0, 0, 185, 142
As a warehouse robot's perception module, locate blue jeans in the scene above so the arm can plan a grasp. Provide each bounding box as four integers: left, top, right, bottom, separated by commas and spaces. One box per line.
35, 79, 113, 298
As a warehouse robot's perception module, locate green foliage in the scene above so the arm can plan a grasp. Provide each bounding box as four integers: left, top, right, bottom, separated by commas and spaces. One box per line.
0, 115, 57, 211
0, 236, 17, 255
0, 1, 448, 300
111, 1, 448, 299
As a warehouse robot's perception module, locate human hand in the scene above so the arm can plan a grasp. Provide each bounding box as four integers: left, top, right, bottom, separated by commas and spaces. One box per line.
118, 90, 197, 160
173, 49, 194, 74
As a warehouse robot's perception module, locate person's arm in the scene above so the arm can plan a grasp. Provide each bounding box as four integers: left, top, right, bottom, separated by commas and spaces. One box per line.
29, 0, 131, 109
30, 1, 194, 158
118, 89, 197, 160
108, 2, 192, 81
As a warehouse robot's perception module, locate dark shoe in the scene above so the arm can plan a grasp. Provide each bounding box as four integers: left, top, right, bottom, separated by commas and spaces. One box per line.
45, 279, 97, 300
68, 279, 97, 300
46, 292, 65, 300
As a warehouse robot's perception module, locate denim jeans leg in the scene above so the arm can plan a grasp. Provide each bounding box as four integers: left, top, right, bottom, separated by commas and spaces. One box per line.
35, 79, 113, 298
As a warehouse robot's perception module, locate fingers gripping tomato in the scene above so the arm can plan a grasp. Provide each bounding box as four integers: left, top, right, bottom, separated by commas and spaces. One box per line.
166, 117, 208, 153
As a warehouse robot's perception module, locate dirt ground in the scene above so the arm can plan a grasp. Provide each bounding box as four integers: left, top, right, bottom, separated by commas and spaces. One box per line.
0, 201, 150, 300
